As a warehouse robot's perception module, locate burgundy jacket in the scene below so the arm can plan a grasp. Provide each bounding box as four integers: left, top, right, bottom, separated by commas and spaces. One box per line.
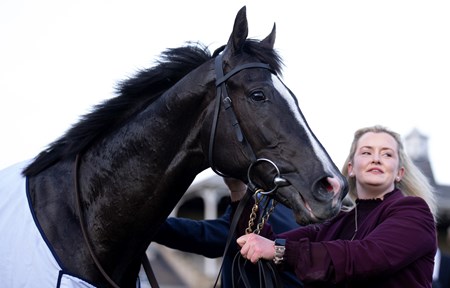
234, 189, 437, 287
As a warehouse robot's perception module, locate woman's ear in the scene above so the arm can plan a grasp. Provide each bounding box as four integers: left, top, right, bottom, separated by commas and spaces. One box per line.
396, 167, 405, 182
348, 162, 354, 177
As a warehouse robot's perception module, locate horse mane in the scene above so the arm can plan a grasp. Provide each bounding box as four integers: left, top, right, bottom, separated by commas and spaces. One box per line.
23, 40, 283, 176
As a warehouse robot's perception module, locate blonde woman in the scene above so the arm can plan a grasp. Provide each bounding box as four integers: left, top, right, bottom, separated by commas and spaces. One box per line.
230, 125, 437, 287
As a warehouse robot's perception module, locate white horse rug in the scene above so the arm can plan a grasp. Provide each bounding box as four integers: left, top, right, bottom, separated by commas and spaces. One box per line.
0, 161, 96, 288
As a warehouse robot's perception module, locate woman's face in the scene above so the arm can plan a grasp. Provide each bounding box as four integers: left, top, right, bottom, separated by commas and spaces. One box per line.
348, 132, 404, 198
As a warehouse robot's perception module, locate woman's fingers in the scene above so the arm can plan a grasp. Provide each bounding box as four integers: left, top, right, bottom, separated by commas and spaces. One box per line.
237, 235, 247, 247
237, 234, 273, 263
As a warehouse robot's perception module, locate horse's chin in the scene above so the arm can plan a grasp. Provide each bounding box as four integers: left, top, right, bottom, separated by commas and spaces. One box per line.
274, 187, 316, 225
292, 202, 319, 225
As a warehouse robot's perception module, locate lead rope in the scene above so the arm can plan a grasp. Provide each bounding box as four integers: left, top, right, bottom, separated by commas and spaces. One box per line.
141, 253, 160, 288
213, 187, 254, 287
214, 187, 282, 288
238, 190, 282, 288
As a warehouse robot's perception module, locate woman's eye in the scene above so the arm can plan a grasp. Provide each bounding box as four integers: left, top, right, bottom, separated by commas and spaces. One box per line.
250, 91, 266, 102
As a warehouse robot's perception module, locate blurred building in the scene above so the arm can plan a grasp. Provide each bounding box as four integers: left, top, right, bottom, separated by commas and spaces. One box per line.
405, 129, 450, 225
141, 176, 230, 287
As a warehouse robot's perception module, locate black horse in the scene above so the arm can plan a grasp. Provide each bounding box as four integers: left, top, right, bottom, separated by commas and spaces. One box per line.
0, 6, 347, 288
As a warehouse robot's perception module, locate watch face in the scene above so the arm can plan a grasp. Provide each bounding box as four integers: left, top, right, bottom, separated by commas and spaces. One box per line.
275, 238, 286, 246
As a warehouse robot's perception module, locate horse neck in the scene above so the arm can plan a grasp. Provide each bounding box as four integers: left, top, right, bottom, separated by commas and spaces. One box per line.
74, 67, 215, 279
80, 65, 215, 206
28, 63, 217, 285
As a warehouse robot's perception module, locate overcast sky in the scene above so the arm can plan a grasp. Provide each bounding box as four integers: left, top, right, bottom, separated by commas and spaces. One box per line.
1, 0, 449, 184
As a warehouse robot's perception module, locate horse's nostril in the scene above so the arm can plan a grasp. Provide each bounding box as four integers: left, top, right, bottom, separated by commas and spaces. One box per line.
313, 176, 340, 199
321, 178, 333, 193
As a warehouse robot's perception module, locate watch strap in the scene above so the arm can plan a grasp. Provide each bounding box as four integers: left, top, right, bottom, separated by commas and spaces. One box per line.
273, 238, 286, 264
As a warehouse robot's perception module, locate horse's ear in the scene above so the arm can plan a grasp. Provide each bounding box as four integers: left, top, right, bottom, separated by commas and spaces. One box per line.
261, 23, 276, 49
223, 6, 248, 59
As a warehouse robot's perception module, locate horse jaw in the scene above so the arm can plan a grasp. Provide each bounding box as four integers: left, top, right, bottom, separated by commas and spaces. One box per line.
274, 175, 347, 225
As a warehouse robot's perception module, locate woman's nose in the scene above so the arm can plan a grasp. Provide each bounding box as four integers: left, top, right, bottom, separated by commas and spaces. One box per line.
372, 154, 381, 163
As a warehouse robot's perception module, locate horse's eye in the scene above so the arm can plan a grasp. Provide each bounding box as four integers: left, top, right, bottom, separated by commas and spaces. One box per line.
250, 91, 266, 102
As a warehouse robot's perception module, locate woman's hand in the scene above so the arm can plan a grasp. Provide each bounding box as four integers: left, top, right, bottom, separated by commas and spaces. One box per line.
237, 234, 275, 263
223, 177, 247, 202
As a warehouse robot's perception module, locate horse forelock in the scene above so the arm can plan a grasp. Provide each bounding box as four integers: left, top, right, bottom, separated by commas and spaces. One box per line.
22, 43, 212, 176
241, 39, 284, 76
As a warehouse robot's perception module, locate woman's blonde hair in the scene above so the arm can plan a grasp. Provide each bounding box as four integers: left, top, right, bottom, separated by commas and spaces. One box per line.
341, 125, 437, 220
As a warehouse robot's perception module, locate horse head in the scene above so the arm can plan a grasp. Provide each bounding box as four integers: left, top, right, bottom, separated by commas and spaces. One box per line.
206, 6, 348, 224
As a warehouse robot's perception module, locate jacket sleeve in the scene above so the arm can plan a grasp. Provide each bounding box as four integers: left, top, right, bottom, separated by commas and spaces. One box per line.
283, 196, 437, 283
152, 206, 231, 258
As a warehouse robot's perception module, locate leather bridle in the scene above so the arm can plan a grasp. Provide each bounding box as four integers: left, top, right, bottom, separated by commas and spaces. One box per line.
209, 51, 289, 190
208, 52, 273, 180
210, 52, 288, 287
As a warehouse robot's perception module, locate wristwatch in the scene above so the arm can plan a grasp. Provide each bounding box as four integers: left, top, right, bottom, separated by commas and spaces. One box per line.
273, 238, 286, 264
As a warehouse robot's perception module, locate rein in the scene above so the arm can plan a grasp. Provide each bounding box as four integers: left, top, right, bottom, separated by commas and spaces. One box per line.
213, 162, 284, 288
73, 154, 159, 288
